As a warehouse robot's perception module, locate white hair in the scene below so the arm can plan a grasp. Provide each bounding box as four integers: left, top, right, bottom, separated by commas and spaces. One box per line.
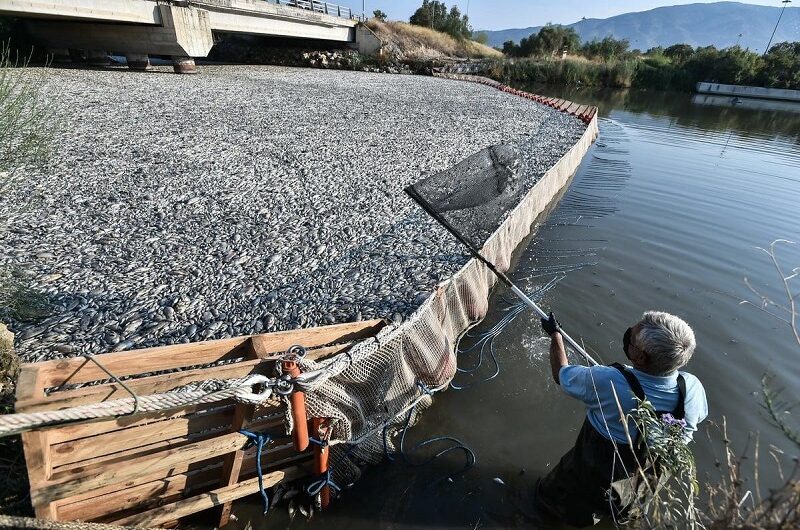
635, 311, 696, 376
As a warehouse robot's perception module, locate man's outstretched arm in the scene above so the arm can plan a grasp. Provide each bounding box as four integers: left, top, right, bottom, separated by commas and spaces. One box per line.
541, 313, 568, 384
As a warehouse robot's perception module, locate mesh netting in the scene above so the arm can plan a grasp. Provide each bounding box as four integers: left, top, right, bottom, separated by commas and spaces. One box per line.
295, 115, 599, 485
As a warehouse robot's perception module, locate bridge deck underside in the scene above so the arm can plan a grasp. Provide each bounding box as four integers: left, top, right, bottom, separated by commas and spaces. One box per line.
1, 0, 357, 53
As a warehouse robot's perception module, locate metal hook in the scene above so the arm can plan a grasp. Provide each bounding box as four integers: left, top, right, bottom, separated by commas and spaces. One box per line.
82, 353, 140, 416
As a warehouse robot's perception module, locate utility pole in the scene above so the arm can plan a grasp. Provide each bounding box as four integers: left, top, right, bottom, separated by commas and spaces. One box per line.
362, 0, 365, 21
764, 0, 791, 56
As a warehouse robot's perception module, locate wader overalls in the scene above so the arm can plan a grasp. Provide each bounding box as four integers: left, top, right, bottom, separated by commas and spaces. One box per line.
535, 364, 686, 527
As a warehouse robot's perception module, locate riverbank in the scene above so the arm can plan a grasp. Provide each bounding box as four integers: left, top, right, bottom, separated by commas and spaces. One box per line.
490, 41, 800, 92
0, 65, 585, 363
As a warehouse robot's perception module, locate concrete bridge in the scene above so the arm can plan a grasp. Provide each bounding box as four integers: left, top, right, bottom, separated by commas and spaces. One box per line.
0, 0, 380, 72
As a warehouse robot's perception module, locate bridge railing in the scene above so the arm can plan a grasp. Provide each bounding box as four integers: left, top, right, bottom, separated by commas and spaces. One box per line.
272, 0, 354, 19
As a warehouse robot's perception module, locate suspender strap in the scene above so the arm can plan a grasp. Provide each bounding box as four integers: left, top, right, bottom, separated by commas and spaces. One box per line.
674, 375, 686, 419
610, 363, 687, 420
610, 362, 646, 402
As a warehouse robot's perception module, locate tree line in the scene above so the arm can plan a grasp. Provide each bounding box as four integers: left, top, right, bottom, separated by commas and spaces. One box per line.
500, 25, 799, 91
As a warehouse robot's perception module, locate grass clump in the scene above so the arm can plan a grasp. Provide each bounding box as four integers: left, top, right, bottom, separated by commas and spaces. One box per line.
0, 45, 54, 174
365, 19, 501, 62
0, 268, 48, 323
496, 57, 640, 89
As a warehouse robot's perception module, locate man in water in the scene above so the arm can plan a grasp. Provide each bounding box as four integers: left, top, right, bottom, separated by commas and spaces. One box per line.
535, 310, 708, 526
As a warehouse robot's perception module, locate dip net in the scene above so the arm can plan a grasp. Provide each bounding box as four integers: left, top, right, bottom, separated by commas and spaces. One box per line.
294, 141, 564, 484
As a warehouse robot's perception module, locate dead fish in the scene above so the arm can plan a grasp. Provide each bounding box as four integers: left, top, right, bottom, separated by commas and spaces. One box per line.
270, 486, 285, 509
493, 477, 505, 486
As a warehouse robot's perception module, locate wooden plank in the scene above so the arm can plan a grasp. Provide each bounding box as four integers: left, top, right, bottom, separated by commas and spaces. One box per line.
15, 364, 43, 401
50, 407, 239, 468
302, 341, 354, 361
55, 450, 309, 522
112, 467, 306, 527
90, 451, 307, 524
26, 319, 384, 392
22, 430, 52, 487
34, 421, 293, 506
32, 431, 248, 505
53, 418, 286, 482
29, 337, 252, 389
46, 402, 236, 445
249, 319, 384, 359
54, 461, 227, 522
16, 360, 265, 414
16, 342, 356, 416
55, 467, 218, 522
217, 400, 253, 526
19, 340, 356, 414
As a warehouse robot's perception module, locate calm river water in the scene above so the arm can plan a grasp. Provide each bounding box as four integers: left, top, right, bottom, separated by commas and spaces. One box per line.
235, 88, 800, 529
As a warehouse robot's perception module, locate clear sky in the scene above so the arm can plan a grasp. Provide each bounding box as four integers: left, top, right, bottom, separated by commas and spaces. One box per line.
343, 1, 787, 30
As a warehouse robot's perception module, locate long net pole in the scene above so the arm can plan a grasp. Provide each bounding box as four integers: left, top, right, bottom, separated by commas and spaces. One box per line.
405, 186, 599, 366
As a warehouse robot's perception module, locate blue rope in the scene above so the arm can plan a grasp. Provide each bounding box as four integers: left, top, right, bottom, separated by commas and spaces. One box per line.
306, 469, 343, 497
305, 437, 343, 499
452, 280, 563, 390
451, 303, 524, 390
384, 382, 476, 486
239, 429, 272, 514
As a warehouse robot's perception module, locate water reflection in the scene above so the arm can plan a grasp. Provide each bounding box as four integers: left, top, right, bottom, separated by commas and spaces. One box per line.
521, 84, 800, 144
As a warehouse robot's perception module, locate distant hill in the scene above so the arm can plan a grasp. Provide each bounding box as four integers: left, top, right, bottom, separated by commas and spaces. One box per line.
479, 2, 800, 53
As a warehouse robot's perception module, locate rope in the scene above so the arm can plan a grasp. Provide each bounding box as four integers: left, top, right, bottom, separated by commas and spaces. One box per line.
305, 468, 342, 497
0, 374, 274, 437
383, 382, 476, 486
451, 279, 562, 390
450, 303, 524, 390
0, 332, 395, 438
239, 429, 272, 514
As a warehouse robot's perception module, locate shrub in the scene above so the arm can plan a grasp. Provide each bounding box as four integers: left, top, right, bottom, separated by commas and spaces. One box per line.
582, 36, 633, 61
759, 42, 800, 90
0, 45, 54, 174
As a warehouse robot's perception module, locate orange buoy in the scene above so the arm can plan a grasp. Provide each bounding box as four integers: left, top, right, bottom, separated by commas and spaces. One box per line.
282, 359, 309, 452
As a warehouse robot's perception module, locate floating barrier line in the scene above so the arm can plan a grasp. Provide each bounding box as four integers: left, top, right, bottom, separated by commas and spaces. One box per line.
433, 72, 598, 125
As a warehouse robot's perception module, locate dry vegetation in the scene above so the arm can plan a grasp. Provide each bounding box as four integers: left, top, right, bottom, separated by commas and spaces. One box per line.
366, 19, 501, 62
0, 47, 54, 517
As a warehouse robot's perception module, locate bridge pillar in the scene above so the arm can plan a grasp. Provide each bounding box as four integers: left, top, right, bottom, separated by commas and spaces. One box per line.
25, 5, 213, 68
172, 56, 197, 75
126, 54, 150, 71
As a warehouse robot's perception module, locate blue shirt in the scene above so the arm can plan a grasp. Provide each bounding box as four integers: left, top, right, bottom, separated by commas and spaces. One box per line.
559, 364, 708, 444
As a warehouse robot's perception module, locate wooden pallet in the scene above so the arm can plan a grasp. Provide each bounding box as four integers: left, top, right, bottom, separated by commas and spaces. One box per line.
15, 319, 386, 528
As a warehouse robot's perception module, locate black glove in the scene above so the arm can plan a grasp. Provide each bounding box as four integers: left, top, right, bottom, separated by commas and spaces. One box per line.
540, 312, 561, 336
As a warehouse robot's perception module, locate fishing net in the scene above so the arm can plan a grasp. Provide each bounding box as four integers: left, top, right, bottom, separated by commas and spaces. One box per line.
295, 114, 600, 486
407, 143, 524, 250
